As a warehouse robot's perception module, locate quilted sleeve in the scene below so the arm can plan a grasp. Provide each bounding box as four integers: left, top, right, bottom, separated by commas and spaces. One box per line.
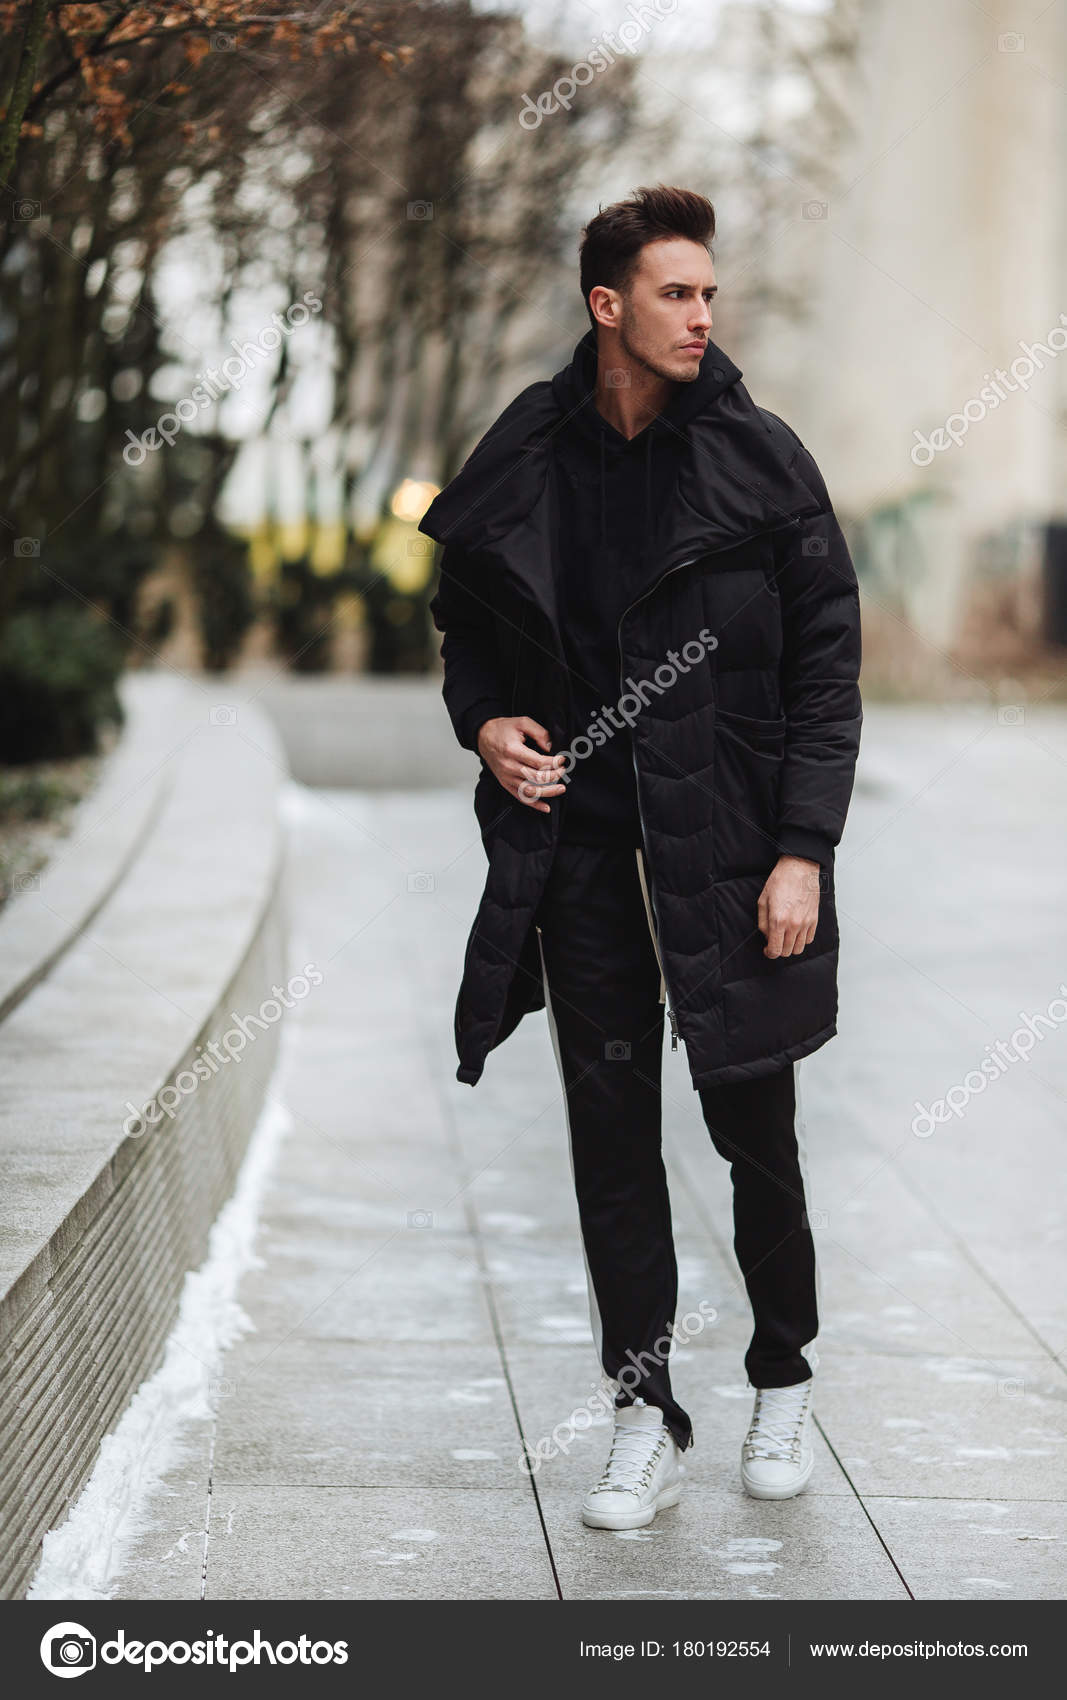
772, 446, 863, 869
428, 542, 508, 754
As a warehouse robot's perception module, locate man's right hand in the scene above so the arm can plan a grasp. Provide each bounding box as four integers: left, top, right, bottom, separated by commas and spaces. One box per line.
477, 716, 567, 813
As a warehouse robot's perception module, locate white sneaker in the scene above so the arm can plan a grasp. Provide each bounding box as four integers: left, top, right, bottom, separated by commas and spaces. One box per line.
581, 1401, 685, 1530
741, 1375, 816, 1500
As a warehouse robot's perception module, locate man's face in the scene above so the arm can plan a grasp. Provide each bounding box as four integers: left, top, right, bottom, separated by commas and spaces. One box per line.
610, 237, 717, 383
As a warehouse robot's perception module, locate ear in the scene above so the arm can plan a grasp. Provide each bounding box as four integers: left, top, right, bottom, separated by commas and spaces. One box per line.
588, 284, 619, 328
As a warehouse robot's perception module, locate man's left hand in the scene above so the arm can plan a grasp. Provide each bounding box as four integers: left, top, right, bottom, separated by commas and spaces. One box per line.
757, 855, 821, 958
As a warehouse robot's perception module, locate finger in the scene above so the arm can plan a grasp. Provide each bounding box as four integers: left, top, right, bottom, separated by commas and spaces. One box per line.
515, 778, 562, 810
530, 747, 568, 775
764, 918, 785, 958
518, 769, 566, 797
797, 915, 818, 953
514, 717, 552, 752
514, 782, 549, 812
520, 760, 564, 787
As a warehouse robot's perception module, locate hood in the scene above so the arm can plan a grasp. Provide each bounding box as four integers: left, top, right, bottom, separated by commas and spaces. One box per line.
419, 327, 743, 560
548, 326, 743, 554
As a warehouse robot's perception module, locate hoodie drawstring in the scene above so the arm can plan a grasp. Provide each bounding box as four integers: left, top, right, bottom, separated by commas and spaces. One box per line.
599, 429, 605, 544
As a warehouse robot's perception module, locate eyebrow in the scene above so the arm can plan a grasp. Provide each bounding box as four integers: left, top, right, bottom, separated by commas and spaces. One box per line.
663, 282, 718, 294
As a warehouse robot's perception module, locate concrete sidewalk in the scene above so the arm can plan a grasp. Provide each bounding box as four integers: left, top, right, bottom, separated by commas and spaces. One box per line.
112, 703, 1067, 1600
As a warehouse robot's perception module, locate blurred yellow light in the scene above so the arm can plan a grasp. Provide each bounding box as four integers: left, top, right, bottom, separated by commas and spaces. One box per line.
390, 478, 440, 523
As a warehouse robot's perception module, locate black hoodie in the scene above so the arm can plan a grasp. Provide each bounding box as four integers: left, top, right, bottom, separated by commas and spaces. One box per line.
545, 327, 730, 845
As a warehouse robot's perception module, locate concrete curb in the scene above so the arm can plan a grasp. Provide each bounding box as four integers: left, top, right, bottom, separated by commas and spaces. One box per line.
0, 678, 289, 1598
0, 673, 182, 1024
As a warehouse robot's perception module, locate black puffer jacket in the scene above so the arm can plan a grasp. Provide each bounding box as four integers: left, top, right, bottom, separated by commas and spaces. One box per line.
422, 328, 863, 1091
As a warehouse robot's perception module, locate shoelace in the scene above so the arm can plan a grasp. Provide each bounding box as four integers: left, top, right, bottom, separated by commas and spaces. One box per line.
744, 1382, 812, 1461
590, 1425, 668, 1496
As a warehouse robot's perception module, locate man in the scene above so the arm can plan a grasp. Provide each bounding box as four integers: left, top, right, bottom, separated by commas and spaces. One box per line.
421, 185, 862, 1530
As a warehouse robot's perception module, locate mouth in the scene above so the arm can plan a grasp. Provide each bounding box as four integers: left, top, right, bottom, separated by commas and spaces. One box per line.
681, 342, 707, 354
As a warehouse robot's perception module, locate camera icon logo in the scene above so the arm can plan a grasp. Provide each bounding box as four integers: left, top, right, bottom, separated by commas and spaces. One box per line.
40, 1622, 96, 1678
209, 704, 238, 726
604, 1039, 631, 1061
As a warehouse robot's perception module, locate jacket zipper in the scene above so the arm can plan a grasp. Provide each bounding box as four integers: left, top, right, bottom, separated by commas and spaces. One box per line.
613, 513, 802, 1055
616, 559, 695, 1052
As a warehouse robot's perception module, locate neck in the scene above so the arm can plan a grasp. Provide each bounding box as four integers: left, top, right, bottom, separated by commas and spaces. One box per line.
592, 339, 675, 440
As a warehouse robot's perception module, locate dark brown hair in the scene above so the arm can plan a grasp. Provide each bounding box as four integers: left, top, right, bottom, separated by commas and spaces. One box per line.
578, 185, 716, 329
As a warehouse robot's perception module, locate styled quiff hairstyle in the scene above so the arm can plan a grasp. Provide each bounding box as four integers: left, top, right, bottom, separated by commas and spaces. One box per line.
578, 185, 716, 329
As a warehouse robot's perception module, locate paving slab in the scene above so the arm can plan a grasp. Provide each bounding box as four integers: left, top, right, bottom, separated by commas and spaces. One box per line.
856, 1497, 1067, 1600
108, 1488, 211, 1602
202, 1487, 556, 1600
233, 1227, 494, 1345
209, 1340, 525, 1490
536, 1483, 908, 1600
809, 1353, 1067, 1500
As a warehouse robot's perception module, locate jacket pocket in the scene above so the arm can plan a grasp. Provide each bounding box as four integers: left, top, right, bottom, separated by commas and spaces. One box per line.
716, 706, 787, 751
713, 708, 787, 874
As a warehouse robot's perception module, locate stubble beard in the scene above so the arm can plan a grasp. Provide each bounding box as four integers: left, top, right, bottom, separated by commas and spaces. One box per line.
618, 317, 700, 386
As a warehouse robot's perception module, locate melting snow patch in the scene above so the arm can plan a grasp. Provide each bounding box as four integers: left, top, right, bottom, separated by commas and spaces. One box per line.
481, 1213, 538, 1234
923, 1360, 998, 1384
718, 1536, 783, 1574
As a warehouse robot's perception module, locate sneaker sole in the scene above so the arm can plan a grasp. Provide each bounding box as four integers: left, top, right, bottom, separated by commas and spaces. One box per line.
741, 1453, 815, 1501
581, 1477, 684, 1531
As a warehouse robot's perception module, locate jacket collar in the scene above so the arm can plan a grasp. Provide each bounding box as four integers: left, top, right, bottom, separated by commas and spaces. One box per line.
418, 329, 807, 641
418, 328, 743, 560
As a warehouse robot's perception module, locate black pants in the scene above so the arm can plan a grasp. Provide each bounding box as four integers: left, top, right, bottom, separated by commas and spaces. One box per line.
534, 840, 819, 1454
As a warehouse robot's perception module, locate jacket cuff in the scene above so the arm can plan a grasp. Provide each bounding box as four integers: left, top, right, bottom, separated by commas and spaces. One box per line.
775, 825, 835, 869
458, 697, 507, 753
